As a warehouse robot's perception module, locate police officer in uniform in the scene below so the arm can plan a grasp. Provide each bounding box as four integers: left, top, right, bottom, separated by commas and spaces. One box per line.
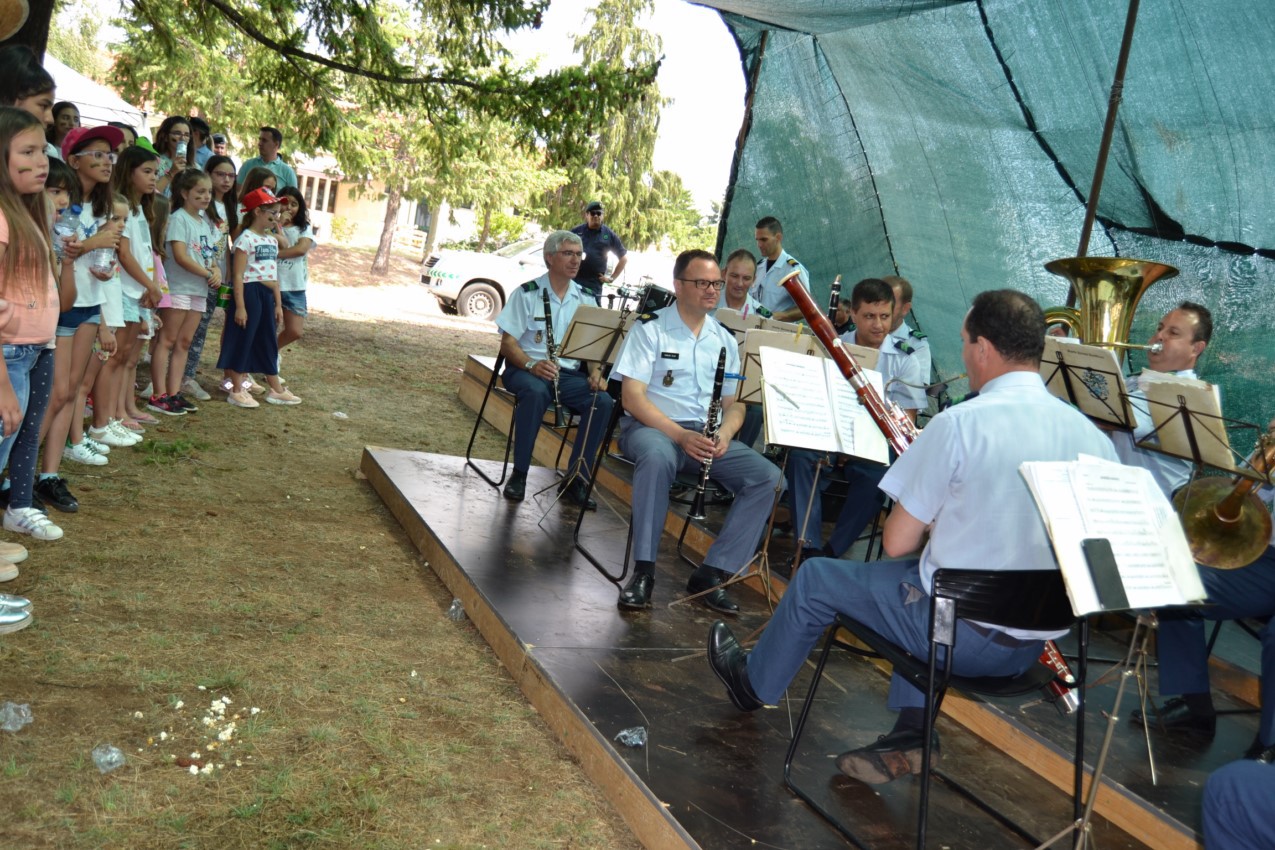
611, 250, 783, 613
750, 217, 808, 323
495, 231, 615, 506
884, 275, 932, 384
715, 249, 769, 448
786, 279, 925, 564
570, 201, 628, 304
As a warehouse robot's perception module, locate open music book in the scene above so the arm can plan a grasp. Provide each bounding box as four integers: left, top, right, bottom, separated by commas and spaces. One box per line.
715, 308, 800, 342
758, 346, 889, 464
1020, 455, 1205, 615
1039, 337, 1137, 429
1135, 369, 1234, 471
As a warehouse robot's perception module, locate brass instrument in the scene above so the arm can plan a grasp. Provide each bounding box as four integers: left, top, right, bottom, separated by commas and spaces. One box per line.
1043, 257, 1178, 362
688, 347, 728, 522
542, 288, 566, 428
1095, 341, 1162, 354
1174, 429, 1275, 569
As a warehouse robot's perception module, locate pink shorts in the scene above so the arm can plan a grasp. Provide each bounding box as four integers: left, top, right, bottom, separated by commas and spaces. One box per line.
157, 292, 172, 310
167, 293, 207, 312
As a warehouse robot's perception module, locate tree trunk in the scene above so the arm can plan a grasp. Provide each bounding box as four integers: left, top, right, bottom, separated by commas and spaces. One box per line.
0, 0, 54, 56
371, 185, 402, 278
422, 200, 446, 260
476, 207, 492, 252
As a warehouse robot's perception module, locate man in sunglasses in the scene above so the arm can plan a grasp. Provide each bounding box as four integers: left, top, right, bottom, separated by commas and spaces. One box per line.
610, 250, 782, 615
570, 201, 628, 305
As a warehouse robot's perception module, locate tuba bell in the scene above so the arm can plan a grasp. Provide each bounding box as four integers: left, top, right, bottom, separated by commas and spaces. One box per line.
1043, 257, 1178, 361
1173, 430, 1275, 570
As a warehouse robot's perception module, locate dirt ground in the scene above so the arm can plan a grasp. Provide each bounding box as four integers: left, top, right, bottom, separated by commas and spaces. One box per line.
0, 244, 642, 849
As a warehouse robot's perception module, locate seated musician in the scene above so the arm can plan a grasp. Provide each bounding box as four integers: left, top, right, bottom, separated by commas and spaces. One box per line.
709, 290, 1117, 783
714, 248, 768, 448
884, 275, 932, 384
494, 230, 614, 507
832, 297, 853, 336
785, 278, 926, 566
611, 250, 783, 614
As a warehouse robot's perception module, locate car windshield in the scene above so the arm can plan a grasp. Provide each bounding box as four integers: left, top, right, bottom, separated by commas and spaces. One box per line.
495, 239, 541, 258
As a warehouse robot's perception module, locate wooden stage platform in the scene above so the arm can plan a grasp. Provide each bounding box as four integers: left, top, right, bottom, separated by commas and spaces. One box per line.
354, 355, 1265, 849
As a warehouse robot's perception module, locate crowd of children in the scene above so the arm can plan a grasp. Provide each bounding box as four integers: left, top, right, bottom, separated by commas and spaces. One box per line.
0, 45, 316, 633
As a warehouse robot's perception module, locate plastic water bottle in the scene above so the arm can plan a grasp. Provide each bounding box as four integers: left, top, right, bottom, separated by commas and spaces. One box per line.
52, 204, 80, 260
91, 743, 126, 773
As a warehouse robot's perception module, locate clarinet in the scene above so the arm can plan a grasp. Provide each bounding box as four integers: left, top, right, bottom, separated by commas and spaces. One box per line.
827, 274, 842, 326
687, 347, 728, 521
542, 288, 566, 428
779, 271, 1081, 714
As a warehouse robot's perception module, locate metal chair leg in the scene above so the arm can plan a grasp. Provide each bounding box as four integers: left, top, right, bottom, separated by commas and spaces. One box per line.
465, 355, 513, 488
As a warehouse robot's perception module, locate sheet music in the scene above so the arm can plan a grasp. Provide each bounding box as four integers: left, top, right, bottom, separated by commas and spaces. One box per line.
558, 306, 632, 363
1020, 455, 1204, 615
1038, 338, 1136, 428
1137, 370, 1234, 470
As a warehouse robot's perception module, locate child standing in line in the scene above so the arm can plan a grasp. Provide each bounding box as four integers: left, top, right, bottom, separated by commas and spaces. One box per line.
0, 108, 70, 556
217, 188, 299, 407
275, 187, 314, 379
180, 154, 238, 402
150, 168, 218, 416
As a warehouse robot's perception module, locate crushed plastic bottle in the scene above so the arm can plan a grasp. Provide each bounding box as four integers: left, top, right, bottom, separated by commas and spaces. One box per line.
331, 411, 349, 420
92, 744, 126, 774
0, 702, 33, 733
614, 726, 647, 748
446, 599, 466, 622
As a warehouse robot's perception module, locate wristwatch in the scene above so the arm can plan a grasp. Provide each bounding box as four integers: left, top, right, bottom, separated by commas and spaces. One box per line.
525, 359, 536, 372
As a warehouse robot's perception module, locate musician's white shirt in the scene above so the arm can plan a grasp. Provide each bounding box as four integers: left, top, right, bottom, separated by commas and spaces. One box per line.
613, 306, 739, 425
891, 320, 933, 385
749, 249, 808, 316
839, 328, 927, 412
1109, 369, 1198, 497
494, 273, 587, 371
880, 371, 1117, 637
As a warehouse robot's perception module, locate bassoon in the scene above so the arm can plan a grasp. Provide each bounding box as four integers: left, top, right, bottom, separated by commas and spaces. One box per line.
779, 270, 1081, 714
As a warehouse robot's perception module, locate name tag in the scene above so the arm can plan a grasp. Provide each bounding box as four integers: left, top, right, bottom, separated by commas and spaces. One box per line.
660, 352, 680, 360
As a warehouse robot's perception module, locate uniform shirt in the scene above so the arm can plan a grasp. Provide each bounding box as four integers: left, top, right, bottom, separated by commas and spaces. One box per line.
879, 371, 1117, 633
193, 145, 212, 168
494, 273, 588, 371
237, 156, 299, 190
715, 292, 772, 320
569, 223, 627, 288
614, 307, 739, 425
119, 207, 154, 300
164, 208, 219, 297
840, 328, 926, 412
279, 225, 317, 292
891, 320, 932, 385
750, 249, 808, 316
1109, 369, 1198, 497
234, 229, 279, 284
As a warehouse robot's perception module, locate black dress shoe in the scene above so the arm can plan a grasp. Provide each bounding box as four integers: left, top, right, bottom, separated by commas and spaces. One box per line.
707, 621, 762, 711
1130, 696, 1216, 737
503, 469, 527, 502
618, 573, 654, 609
1244, 733, 1275, 762
836, 728, 941, 785
687, 565, 739, 614
558, 479, 597, 511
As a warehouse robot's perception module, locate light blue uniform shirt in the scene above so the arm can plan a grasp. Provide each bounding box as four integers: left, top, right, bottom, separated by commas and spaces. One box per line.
891, 320, 932, 384
879, 371, 1117, 622
839, 328, 926, 412
1109, 369, 1197, 498
750, 249, 808, 316
614, 307, 739, 425
494, 273, 587, 371
714, 292, 772, 321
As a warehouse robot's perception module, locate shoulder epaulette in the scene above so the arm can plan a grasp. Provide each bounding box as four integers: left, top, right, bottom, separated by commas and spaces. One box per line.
897, 340, 916, 356
756, 305, 774, 319
637, 312, 657, 323
909, 328, 928, 342
786, 258, 800, 267
520, 280, 540, 292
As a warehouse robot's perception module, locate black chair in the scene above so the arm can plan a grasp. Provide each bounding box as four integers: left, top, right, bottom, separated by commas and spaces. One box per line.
783, 568, 1088, 849
465, 353, 576, 489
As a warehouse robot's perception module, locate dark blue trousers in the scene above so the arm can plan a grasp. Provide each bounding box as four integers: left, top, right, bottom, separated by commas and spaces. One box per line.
501, 366, 613, 481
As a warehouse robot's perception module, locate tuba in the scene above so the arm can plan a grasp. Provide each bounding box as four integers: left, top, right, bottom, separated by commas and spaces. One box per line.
1173, 429, 1275, 570
1043, 257, 1178, 361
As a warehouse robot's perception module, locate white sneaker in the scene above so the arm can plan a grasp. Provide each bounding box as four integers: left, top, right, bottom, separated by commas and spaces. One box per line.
108, 420, 143, 445
87, 425, 135, 448
141, 382, 154, 398
182, 378, 212, 401
4, 507, 64, 541
64, 440, 108, 466
0, 541, 27, 567
83, 435, 111, 455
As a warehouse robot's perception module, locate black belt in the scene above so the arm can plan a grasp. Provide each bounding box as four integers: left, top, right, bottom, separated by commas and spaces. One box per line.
963, 620, 1039, 649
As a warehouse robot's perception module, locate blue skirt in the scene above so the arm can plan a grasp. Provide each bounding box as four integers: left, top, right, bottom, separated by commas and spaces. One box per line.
217, 281, 279, 374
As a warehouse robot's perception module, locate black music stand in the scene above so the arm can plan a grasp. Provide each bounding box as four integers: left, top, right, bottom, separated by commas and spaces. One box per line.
1039, 339, 1137, 430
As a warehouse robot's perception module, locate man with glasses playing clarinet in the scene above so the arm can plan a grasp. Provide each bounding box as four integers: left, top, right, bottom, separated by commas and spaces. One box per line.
611, 250, 782, 615
494, 231, 613, 508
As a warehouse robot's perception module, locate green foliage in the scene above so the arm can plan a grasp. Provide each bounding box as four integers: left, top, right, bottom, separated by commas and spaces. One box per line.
329, 216, 356, 244
48, 0, 110, 82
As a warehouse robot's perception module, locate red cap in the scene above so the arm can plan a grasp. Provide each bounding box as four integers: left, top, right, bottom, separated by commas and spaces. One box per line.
241, 187, 280, 212
62, 125, 126, 161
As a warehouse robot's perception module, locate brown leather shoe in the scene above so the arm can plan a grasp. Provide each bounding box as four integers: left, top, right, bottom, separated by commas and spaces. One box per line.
836, 728, 940, 785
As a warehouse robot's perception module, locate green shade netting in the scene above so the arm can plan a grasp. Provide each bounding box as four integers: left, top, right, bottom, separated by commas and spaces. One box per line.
706, 0, 1275, 441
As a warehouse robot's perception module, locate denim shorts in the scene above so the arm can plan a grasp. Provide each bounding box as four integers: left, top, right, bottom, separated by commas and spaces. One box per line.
56, 304, 101, 337
121, 293, 142, 324
280, 290, 307, 317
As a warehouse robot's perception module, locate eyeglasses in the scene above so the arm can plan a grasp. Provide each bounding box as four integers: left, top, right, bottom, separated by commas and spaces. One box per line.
74, 150, 117, 164
169, 132, 191, 139
678, 278, 726, 291
557, 250, 584, 259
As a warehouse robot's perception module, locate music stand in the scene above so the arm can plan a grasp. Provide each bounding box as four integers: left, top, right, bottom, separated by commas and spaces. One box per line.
1039, 338, 1137, 430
